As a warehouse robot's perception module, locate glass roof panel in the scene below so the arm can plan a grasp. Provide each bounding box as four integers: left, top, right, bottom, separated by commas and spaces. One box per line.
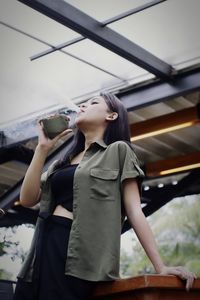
0, 0, 79, 44
65, 39, 150, 81
0, 25, 120, 127
0, 0, 158, 127
65, 0, 150, 22
1, 0, 199, 128
108, 0, 200, 69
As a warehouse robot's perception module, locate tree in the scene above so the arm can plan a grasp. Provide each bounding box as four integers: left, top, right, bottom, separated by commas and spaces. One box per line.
120, 194, 200, 277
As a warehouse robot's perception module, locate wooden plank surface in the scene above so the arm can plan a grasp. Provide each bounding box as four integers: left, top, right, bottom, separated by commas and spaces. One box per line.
92, 275, 200, 299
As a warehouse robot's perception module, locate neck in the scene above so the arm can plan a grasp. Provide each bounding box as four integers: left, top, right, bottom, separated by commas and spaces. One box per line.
83, 128, 105, 150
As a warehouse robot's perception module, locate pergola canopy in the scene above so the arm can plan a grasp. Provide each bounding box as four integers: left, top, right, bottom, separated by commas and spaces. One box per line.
0, 0, 200, 228
1, 0, 200, 126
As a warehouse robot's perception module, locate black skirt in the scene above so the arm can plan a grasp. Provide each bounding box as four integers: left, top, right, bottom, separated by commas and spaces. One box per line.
14, 215, 96, 300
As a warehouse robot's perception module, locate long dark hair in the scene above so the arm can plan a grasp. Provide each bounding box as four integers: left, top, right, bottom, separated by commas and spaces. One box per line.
56, 92, 133, 168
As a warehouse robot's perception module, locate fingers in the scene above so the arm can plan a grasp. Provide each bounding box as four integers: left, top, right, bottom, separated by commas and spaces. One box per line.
59, 128, 73, 138
36, 119, 47, 138
36, 119, 42, 126
186, 275, 195, 291
36, 119, 45, 130
160, 266, 197, 291
52, 128, 73, 142
175, 266, 197, 291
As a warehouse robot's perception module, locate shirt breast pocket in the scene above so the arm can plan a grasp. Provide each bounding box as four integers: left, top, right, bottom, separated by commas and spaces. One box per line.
90, 168, 119, 201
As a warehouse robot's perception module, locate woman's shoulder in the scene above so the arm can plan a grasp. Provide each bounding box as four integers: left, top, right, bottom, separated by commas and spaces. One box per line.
107, 140, 139, 162
108, 140, 134, 152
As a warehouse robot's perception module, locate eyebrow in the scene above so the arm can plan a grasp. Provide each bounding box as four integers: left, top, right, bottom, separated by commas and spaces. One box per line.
80, 97, 101, 106
89, 97, 101, 103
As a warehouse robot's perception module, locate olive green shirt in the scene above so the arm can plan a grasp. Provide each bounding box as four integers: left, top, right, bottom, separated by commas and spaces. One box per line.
18, 140, 144, 282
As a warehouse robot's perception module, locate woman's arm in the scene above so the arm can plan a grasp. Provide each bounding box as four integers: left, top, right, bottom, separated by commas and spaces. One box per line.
20, 121, 72, 208
20, 144, 48, 207
123, 178, 197, 291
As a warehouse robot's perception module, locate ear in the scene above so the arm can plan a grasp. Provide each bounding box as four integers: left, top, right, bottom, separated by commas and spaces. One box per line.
106, 112, 118, 121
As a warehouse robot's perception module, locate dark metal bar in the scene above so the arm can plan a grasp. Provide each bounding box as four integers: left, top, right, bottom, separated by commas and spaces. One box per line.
18, 0, 173, 80
0, 145, 34, 164
118, 67, 200, 111
30, 0, 167, 61
1, 67, 200, 149
143, 170, 200, 217
0, 136, 73, 213
103, 0, 167, 25
31, 36, 85, 60
0, 206, 38, 227
0, 21, 125, 81
122, 169, 200, 233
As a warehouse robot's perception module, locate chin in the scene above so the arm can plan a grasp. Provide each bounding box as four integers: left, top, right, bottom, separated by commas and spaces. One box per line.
75, 117, 85, 128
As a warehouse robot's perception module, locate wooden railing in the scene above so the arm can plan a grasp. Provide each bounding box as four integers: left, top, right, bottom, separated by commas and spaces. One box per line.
92, 275, 200, 299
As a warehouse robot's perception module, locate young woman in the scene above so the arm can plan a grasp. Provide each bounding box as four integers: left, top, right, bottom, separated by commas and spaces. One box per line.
14, 93, 196, 300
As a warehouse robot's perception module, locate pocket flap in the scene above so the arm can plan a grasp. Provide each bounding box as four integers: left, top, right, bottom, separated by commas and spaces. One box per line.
90, 168, 119, 180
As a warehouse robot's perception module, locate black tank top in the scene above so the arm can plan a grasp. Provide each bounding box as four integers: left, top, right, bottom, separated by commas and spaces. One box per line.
50, 164, 78, 212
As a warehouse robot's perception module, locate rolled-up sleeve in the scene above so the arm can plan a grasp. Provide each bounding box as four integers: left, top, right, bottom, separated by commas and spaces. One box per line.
40, 171, 48, 190
119, 143, 145, 193
40, 160, 58, 190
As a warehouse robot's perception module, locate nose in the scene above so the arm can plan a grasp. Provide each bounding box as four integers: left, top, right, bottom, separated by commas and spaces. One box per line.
79, 103, 88, 111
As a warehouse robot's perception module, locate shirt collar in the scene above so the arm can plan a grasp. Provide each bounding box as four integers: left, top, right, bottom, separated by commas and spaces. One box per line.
46, 140, 107, 178
91, 139, 108, 149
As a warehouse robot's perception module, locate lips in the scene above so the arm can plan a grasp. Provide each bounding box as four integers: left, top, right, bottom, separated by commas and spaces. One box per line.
78, 109, 85, 115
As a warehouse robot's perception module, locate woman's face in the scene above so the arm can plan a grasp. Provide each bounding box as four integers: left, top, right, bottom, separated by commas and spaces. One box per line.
75, 96, 114, 128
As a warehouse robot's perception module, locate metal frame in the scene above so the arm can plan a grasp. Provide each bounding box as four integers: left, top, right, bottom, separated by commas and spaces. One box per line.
122, 169, 200, 233
18, 0, 173, 80
0, 136, 73, 213
30, 0, 167, 61
1, 136, 200, 227
1, 168, 200, 228
118, 67, 200, 111
1, 67, 200, 148
0, 21, 125, 82
1, 1, 200, 227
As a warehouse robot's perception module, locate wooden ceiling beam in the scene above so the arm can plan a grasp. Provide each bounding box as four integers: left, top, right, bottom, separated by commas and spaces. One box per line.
130, 105, 200, 141
146, 151, 200, 177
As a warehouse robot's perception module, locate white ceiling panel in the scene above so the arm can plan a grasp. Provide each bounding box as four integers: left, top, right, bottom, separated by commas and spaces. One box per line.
0, 26, 119, 127
65, 0, 151, 21
0, 0, 200, 128
66, 39, 149, 80
109, 0, 200, 69
0, 0, 79, 44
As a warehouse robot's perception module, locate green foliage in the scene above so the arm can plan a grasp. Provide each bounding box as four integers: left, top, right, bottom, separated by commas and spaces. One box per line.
0, 241, 6, 256
0, 224, 34, 280
0, 268, 12, 280
120, 194, 200, 277
0, 226, 26, 263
